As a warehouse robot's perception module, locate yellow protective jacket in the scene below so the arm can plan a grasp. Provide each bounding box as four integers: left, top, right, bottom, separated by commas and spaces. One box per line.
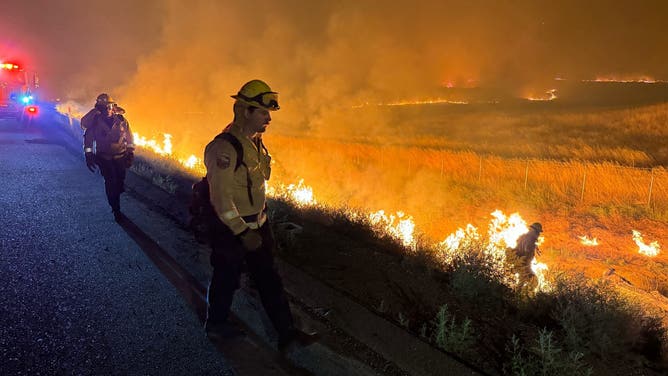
82, 110, 134, 159
204, 123, 272, 235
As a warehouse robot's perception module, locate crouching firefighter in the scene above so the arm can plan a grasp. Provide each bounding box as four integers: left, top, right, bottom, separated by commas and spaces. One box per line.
202, 79, 318, 352
82, 93, 135, 222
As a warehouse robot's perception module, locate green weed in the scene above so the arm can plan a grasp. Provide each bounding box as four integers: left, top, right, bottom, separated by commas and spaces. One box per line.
433, 304, 476, 356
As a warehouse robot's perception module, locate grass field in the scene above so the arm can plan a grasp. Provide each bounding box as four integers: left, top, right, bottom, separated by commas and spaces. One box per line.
266, 100, 668, 299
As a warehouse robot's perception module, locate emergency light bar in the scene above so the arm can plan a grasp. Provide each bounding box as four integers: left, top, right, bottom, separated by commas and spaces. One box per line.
1, 63, 20, 70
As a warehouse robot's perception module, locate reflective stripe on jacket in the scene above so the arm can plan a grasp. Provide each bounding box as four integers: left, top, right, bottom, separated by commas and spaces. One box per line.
83, 112, 134, 159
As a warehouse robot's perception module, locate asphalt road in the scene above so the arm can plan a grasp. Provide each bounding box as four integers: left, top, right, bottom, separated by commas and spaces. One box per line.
0, 117, 272, 375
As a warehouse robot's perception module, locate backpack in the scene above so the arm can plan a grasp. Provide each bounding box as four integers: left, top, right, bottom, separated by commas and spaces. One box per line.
188, 132, 246, 243
80, 108, 100, 131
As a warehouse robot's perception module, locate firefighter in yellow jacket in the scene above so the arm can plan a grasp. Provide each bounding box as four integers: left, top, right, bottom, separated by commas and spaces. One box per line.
82, 93, 135, 221
203, 80, 317, 351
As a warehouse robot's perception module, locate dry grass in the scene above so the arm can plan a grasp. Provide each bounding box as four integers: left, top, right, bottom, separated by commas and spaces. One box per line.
268, 135, 667, 237
265, 102, 668, 325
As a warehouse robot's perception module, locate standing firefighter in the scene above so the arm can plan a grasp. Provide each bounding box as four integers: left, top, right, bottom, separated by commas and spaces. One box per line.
203, 79, 318, 352
509, 222, 543, 292
82, 93, 135, 221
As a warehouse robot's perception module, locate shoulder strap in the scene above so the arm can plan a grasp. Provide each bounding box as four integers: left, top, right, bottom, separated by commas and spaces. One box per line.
213, 132, 254, 206
215, 132, 245, 171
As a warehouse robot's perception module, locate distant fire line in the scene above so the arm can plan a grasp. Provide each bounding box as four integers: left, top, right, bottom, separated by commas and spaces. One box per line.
554, 76, 667, 83
353, 98, 469, 108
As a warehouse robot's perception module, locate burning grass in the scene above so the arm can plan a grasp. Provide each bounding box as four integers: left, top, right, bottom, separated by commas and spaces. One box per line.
269, 199, 667, 375
268, 134, 668, 235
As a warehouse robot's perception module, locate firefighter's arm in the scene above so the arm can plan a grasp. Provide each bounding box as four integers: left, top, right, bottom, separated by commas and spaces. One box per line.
124, 117, 135, 150
82, 122, 95, 153
82, 125, 97, 172
80, 108, 99, 132
204, 140, 248, 235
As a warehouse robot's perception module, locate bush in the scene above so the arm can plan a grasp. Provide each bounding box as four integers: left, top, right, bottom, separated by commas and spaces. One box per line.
506, 330, 592, 376
551, 275, 663, 359
433, 304, 476, 356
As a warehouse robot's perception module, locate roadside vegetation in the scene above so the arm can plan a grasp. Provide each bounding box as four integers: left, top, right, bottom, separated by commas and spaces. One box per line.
268, 199, 667, 375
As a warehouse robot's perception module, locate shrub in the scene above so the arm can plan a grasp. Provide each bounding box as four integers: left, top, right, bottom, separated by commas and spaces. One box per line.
545, 274, 665, 360
506, 329, 592, 376
433, 304, 476, 356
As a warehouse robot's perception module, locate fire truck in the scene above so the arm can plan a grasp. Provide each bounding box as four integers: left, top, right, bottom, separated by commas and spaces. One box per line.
0, 61, 39, 122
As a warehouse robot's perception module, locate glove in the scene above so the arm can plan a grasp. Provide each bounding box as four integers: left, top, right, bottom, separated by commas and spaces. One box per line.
85, 152, 97, 173
238, 228, 262, 251
125, 150, 134, 168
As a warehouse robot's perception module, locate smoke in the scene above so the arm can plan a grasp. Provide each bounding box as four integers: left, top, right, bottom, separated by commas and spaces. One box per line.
0, 0, 163, 102
3, 1, 668, 128
115, 0, 668, 139
3, 0, 667, 237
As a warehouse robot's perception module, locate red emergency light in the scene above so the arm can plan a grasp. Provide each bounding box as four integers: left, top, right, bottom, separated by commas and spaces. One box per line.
1, 62, 20, 70
25, 105, 39, 115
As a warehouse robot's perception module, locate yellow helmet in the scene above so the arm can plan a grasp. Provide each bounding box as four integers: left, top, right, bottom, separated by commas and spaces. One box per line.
231, 79, 280, 111
95, 93, 115, 106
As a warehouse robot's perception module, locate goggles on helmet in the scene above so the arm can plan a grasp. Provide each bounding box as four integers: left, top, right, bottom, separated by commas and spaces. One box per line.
237, 91, 280, 110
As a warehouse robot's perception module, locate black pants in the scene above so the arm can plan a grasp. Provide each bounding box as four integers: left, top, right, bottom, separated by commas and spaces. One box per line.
96, 156, 127, 212
207, 221, 295, 340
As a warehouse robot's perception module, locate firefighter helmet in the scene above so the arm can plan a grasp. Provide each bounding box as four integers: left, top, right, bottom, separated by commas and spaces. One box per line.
231, 80, 280, 111
96, 93, 115, 106
530, 222, 543, 233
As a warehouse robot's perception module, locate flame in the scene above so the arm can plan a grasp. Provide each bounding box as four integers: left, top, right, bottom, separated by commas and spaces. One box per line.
525, 89, 557, 101
434, 210, 550, 292
485, 210, 530, 263
369, 210, 416, 249
55, 106, 203, 172
437, 224, 481, 265
531, 258, 550, 292
584, 76, 668, 84
131, 132, 204, 171
484, 210, 552, 292
133, 132, 173, 155
55, 102, 86, 119
353, 98, 468, 108
267, 178, 317, 207
284, 179, 316, 206
579, 235, 599, 246
181, 155, 200, 169
632, 230, 661, 257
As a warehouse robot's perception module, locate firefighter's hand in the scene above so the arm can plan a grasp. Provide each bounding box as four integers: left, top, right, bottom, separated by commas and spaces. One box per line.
239, 228, 262, 251
125, 150, 134, 168
85, 152, 97, 173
